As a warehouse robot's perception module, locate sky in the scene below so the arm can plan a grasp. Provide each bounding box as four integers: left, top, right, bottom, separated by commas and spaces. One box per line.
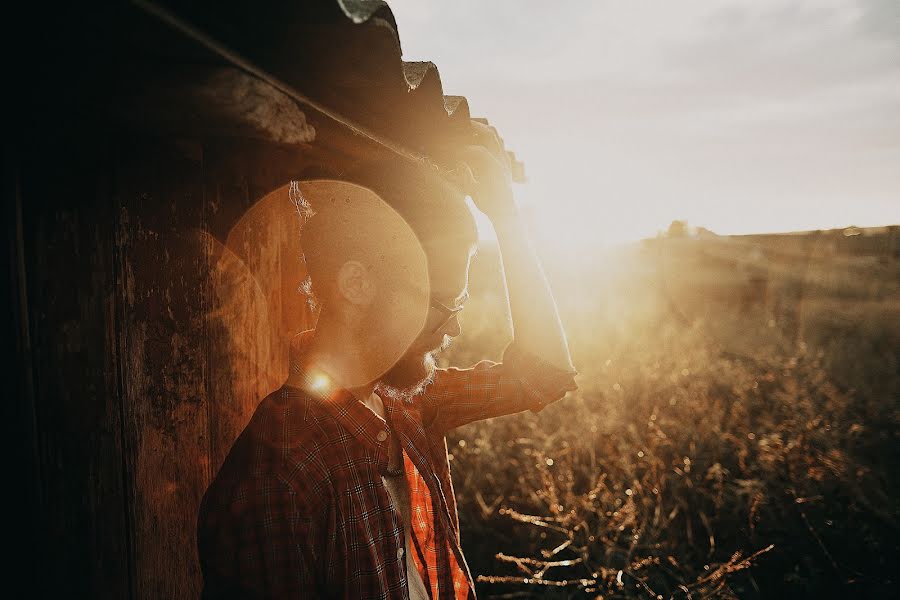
387, 0, 900, 246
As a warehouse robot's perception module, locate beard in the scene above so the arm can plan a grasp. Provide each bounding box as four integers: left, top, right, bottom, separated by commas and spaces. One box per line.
375, 335, 452, 403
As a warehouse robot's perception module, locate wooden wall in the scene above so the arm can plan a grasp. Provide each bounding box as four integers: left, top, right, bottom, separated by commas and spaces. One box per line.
11, 132, 319, 598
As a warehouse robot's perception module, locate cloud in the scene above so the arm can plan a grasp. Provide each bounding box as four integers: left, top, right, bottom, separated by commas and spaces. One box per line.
388, 0, 900, 242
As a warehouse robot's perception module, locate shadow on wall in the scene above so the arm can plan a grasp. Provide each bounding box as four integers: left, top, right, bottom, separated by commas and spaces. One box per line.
201, 182, 316, 470
120, 179, 315, 597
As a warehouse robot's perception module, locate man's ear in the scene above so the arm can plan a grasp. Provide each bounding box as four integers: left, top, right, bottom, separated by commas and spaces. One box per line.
336, 260, 376, 306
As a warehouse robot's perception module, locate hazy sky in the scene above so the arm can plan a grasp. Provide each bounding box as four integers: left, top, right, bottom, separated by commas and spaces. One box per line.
388, 0, 900, 245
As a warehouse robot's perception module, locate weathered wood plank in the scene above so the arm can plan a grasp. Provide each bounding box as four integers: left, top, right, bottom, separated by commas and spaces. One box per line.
114, 64, 317, 146
114, 138, 212, 599
16, 137, 132, 598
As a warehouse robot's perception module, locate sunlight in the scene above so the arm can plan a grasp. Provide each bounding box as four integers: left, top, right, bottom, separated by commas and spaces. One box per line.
392, 0, 900, 245
309, 372, 331, 393
465, 196, 496, 242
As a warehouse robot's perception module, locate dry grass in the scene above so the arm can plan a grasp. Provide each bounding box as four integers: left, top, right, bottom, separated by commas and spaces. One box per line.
441, 233, 899, 598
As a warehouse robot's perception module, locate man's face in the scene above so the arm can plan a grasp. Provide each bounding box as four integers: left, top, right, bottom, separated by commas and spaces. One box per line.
375, 246, 474, 402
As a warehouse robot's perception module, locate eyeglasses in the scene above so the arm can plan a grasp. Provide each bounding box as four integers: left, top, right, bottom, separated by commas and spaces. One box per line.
394, 279, 468, 334
428, 293, 467, 334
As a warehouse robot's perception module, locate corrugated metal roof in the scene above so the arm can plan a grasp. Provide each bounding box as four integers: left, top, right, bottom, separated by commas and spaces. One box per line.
123, 0, 525, 182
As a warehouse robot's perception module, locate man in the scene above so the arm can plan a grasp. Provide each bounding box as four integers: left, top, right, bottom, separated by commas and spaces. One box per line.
197, 146, 578, 599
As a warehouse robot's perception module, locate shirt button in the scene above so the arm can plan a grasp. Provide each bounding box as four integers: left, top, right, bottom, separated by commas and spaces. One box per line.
397, 547, 404, 559
376, 430, 388, 442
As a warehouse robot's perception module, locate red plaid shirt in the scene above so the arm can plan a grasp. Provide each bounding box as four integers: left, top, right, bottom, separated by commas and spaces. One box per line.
198, 330, 578, 599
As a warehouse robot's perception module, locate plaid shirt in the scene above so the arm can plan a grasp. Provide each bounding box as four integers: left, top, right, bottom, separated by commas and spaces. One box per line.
198, 330, 578, 599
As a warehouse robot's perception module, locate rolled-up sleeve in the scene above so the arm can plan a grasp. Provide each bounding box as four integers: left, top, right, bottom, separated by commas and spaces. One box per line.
417, 341, 578, 434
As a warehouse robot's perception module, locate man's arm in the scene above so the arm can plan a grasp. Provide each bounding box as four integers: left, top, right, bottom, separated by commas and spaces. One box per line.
416, 144, 578, 434
463, 144, 576, 374
418, 345, 578, 433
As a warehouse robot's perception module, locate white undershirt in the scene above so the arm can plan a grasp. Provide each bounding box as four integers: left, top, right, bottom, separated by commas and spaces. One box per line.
362, 392, 431, 600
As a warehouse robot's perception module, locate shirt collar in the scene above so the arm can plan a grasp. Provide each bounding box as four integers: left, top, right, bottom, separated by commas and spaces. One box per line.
288, 329, 397, 452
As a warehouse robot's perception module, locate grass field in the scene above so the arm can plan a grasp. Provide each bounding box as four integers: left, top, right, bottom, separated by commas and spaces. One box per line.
439, 226, 899, 598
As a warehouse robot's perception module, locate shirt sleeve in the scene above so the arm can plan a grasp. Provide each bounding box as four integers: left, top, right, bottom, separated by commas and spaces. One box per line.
202, 476, 322, 599
417, 341, 579, 434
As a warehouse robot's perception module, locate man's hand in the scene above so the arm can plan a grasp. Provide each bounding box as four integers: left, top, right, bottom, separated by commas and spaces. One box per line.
458, 144, 518, 223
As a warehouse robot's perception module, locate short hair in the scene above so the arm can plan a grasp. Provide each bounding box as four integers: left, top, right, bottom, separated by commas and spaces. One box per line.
344, 158, 479, 258
297, 180, 429, 308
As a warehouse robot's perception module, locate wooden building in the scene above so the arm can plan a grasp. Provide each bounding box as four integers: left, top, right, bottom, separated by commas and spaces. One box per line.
4, 1, 521, 596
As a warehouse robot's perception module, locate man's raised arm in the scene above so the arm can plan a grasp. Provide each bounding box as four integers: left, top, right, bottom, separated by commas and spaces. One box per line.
463, 144, 576, 375
416, 144, 578, 434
